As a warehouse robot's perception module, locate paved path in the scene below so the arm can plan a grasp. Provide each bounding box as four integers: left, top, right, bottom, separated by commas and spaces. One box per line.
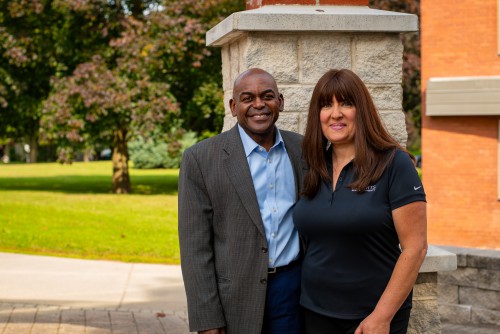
0, 252, 193, 333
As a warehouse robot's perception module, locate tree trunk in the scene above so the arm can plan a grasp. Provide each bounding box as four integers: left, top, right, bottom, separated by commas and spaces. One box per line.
29, 136, 37, 163
112, 129, 131, 194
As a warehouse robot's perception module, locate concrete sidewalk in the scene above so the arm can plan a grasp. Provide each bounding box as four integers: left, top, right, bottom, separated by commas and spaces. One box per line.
0, 252, 192, 333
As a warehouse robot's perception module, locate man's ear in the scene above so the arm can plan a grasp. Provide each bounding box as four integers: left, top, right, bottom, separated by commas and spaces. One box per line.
230, 99, 237, 117
279, 93, 284, 112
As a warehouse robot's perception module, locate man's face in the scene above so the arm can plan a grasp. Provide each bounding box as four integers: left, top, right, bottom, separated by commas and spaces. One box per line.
230, 72, 283, 142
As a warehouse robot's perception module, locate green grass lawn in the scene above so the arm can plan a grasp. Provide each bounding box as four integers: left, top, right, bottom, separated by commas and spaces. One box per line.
0, 161, 180, 264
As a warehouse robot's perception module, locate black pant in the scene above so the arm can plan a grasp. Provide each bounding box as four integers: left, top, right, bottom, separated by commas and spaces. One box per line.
303, 307, 411, 334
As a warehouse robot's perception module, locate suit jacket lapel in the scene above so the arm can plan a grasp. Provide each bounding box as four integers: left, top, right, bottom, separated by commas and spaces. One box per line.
223, 126, 266, 238
282, 131, 306, 200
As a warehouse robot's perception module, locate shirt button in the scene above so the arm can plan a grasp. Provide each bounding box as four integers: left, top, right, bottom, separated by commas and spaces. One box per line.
260, 278, 267, 284
272, 208, 277, 213
271, 233, 276, 238
261, 247, 268, 253
269, 184, 273, 189
268, 158, 272, 163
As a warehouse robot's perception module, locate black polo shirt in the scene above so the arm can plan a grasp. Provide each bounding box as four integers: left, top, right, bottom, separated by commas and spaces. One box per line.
293, 149, 426, 319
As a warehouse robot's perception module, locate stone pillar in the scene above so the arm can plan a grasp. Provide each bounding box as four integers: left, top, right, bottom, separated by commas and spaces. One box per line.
412, 246, 457, 334
207, 1, 418, 145
206, 2, 457, 333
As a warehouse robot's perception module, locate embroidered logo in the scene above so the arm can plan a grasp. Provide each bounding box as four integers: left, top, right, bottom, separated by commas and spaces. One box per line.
352, 185, 376, 192
414, 186, 422, 191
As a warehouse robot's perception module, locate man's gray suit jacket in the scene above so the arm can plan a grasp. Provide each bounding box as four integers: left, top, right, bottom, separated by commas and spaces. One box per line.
178, 125, 306, 333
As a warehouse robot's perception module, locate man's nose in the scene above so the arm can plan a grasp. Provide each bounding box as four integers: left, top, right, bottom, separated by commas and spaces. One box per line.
252, 98, 265, 109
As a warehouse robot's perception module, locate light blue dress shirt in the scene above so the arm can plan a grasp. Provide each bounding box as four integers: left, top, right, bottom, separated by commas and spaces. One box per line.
238, 125, 300, 268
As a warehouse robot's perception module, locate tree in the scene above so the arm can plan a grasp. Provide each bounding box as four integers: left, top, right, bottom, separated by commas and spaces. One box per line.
40, 0, 243, 193
0, 0, 128, 161
369, 0, 421, 151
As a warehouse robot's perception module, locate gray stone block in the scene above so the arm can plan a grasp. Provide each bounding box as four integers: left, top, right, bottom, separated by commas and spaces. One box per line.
408, 299, 441, 334
472, 307, 500, 327
278, 86, 314, 112
438, 283, 459, 304
478, 269, 500, 291
379, 111, 407, 147
414, 282, 437, 299
276, 112, 300, 133
488, 256, 500, 271
300, 33, 351, 84
353, 34, 403, 84
246, 34, 299, 83
416, 272, 438, 284
438, 303, 471, 324
366, 84, 403, 111
460, 287, 500, 311
438, 267, 478, 287
468, 254, 489, 269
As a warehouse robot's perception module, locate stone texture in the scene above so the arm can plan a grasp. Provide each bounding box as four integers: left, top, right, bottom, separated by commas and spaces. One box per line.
353, 34, 403, 84
468, 254, 489, 269
366, 84, 403, 110
278, 85, 314, 112
438, 303, 472, 324
276, 112, 300, 133
222, 116, 237, 132
478, 269, 500, 291
438, 267, 478, 287
414, 282, 437, 298
221, 45, 231, 91
378, 110, 407, 146
299, 112, 308, 134
416, 272, 438, 284
488, 256, 500, 271
408, 299, 441, 334
300, 33, 351, 84
472, 307, 500, 327
460, 287, 500, 311
438, 283, 459, 304
442, 322, 500, 334
246, 34, 299, 83
229, 41, 242, 87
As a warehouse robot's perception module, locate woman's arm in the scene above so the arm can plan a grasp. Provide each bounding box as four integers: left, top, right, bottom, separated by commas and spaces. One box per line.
355, 201, 428, 334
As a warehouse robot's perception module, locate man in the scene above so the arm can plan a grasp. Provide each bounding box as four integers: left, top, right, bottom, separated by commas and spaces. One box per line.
178, 68, 306, 334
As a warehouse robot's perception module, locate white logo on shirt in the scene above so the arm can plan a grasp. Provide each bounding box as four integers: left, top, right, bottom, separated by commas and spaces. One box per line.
414, 186, 422, 191
352, 185, 376, 192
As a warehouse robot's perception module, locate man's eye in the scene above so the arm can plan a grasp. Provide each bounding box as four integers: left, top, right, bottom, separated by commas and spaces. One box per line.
264, 94, 275, 100
242, 97, 252, 102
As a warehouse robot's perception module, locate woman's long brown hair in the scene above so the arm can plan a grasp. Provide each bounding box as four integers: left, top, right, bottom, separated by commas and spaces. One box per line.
302, 69, 414, 198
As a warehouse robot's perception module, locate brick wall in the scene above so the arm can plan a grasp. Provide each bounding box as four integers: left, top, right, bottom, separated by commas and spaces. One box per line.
421, 0, 500, 249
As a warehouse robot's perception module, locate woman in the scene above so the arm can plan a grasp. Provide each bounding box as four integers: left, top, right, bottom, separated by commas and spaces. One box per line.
293, 69, 427, 334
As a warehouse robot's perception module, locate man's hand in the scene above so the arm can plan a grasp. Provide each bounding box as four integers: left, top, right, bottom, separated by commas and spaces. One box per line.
198, 328, 226, 334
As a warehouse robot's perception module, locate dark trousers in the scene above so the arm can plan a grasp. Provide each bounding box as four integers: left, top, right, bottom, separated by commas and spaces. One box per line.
262, 263, 302, 334
303, 307, 411, 334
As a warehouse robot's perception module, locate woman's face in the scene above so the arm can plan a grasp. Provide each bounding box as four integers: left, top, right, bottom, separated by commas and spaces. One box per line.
320, 96, 356, 147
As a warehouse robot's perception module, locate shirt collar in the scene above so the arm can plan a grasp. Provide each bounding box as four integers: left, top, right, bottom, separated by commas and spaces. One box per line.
238, 124, 286, 157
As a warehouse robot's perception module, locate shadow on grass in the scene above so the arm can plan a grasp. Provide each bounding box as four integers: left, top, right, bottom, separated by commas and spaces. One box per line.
0, 174, 178, 195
